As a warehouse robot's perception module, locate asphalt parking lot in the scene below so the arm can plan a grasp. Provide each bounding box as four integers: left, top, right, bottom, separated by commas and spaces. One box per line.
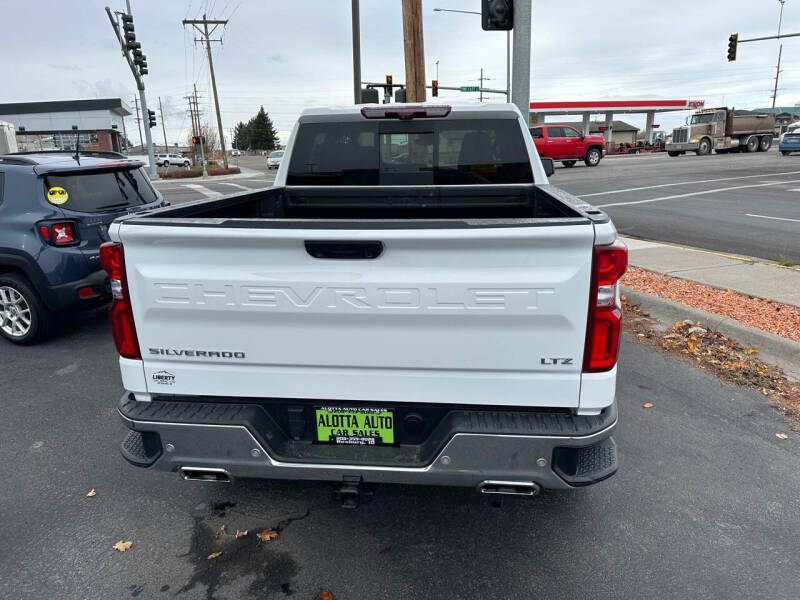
2, 307, 799, 599
2, 152, 799, 599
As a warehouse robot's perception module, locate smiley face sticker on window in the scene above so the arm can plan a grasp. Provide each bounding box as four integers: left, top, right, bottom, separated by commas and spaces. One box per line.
47, 186, 68, 205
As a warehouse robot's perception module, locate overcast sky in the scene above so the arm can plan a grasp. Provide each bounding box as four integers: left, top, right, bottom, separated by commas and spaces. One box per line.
3, 0, 800, 146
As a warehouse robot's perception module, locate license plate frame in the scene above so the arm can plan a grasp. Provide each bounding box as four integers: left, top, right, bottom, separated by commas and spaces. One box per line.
314, 405, 396, 446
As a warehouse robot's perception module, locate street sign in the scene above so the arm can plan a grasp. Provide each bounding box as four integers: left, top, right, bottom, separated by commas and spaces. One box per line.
652, 124, 660, 128
459, 86, 480, 92
688, 100, 705, 109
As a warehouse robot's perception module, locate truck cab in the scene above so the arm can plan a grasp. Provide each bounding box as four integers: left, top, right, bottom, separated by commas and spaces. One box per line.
530, 125, 606, 167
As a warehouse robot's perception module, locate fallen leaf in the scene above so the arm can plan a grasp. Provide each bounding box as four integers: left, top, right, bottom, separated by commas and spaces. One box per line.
256, 528, 278, 542
235, 529, 248, 539
113, 540, 132, 552
776, 433, 789, 440
726, 289, 734, 296
213, 531, 221, 540
743, 347, 759, 355
318, 592, 334, 600
207, 551, 222, 560
219, 525, 226, 532
643, 402, 654, 408
687, 341, 698, 354
86, 489, 96, 498
764, 298, 773, 304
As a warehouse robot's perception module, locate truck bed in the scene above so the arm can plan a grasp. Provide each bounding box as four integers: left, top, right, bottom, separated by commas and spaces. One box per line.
125, 183, 607, 225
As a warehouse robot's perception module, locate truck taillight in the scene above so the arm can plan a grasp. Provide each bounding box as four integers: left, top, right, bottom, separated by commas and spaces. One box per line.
99, 241, 140, 359
583, 240, 628, 372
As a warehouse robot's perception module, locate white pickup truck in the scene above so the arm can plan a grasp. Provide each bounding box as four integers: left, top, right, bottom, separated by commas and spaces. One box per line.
102, 103, 626, 499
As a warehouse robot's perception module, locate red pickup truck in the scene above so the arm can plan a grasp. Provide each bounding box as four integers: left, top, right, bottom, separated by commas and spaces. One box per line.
530, 125, 606, 167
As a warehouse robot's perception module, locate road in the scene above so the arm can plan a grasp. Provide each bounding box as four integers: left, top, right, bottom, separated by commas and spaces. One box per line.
555, 150, 800, 263
156, 153, 799, 264
1, 309, 799, 599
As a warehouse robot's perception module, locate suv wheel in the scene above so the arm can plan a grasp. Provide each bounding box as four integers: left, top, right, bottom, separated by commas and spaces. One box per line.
163, 160, 170, 167
183, 160, 190, 167
584, 147, 602, 167
0, 274, 52, 344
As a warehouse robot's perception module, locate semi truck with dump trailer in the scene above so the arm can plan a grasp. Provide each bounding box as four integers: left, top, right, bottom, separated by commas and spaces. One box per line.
666, 107, 775, 156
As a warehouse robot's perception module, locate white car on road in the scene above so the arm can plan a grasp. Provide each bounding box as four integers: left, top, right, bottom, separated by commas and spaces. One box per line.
267, 150, 284, 169
155, 153, 190, 167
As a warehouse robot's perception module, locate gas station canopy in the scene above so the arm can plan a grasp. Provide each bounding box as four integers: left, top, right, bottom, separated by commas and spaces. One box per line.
529, 99, 705, 143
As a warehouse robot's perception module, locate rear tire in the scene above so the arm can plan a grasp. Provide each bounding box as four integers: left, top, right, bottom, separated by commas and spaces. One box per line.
562, 160, 577, 168
782, 150, 791, 156
743, 136, 759, 152
0, 274, 53, 345
668, 151, 681, 157
584, 147, 602, 167
758, 136, 772, 152
183, 161, 190, 167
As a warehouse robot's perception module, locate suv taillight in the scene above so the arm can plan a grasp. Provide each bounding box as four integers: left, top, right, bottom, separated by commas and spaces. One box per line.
38, 221, 79, 246
99, 242, 141, 359
583, 240, 628, 372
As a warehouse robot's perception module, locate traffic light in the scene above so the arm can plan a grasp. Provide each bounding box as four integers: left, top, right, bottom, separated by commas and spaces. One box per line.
121, 14, 138, 50
482, 0, 513, 31
386, 74, 393, 87
727, 33, 738, 62
138, 54, 148, 75
431, 80, 438, 97
192, 136, 206, 145
394, 88, 406, 103
147, 109, 156, 128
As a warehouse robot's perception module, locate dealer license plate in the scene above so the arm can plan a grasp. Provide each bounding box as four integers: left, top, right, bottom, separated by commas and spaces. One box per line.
315, 406, 395, 446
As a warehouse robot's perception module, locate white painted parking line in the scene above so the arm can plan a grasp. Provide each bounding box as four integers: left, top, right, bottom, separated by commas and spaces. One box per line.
217, 182, 252, 190
182, 184, 222, 198
595, 179, 800, 208
580, 170, 800, 198
745, 213, 800, 223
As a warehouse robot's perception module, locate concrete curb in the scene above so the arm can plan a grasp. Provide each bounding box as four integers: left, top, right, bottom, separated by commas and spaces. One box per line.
622, 286, 800, 381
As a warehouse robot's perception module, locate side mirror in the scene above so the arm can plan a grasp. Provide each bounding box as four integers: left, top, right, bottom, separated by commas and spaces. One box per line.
541, 157, 555, 177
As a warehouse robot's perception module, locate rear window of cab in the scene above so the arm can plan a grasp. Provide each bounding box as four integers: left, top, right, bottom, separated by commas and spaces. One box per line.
44, 167, 157, 213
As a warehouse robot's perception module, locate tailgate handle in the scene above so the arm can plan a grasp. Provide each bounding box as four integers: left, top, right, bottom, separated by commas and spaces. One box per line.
305, 240, 384, 260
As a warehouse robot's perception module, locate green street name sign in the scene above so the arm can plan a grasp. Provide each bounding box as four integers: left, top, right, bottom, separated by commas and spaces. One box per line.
459, 86, 480, 92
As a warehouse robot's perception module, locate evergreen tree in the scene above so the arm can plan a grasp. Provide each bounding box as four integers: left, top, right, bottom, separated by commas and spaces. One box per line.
248, 106, 279, 151
232, 121, 248, 150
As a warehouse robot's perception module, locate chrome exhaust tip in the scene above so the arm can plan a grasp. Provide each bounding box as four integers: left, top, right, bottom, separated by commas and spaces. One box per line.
479, 480, 540, 496
179, 467, 231, 483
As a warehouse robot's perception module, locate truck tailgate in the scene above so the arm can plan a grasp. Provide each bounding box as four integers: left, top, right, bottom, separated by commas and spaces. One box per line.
119, 222, 594, 408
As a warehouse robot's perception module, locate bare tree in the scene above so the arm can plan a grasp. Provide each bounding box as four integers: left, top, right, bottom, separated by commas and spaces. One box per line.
186, 123, 220, 160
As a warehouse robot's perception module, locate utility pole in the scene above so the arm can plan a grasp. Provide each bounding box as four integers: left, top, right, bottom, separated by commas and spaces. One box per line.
352, 0, 361, 104
120, 111, 129, 152
194, 84, 208, 177
479, 68, 489, 102
106, 3, 158, 178
132, 97, 143, 148
401, 0, 426, 102
158, 96, 168, 153
511, 0, 532, 124
183, 14, 229, 168
773, 0, 787, 108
